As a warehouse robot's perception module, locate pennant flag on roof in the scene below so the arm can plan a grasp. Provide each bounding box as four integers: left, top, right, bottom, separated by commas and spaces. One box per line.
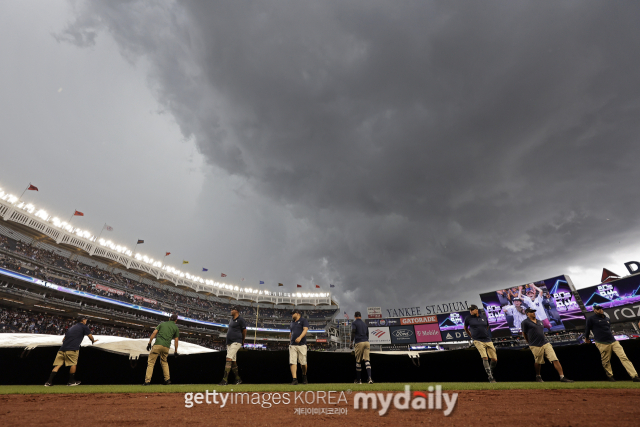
137, 239, 144, 244
601, 268, 620, 283
182, 260, 189, 264
296, 284, 302, 288
165, 252, 171, 256
74, 210, 84, 216
202, 268, 208, 272
104, 224, 113, 232
330, 284, 335, 288
278, 283, 283, 287
221, 273, 227, 277
260, 281, 265, 284
28, 184, 38, 191
315, 285, 320, 288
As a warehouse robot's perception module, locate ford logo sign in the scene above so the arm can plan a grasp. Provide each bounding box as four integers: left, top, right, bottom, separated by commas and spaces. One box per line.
392, 329, 413, 338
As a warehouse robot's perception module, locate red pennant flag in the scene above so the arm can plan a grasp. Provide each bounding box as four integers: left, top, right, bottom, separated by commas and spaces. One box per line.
74, 210, 84, 216
28, 184, 38, 191
315, 285, 320, 288
165, 252, 171, 256
221, 273, 227, 277
297, 284, 302, 288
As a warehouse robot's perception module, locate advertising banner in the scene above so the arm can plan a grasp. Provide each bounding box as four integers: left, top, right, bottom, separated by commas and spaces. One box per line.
439, 329, 470, 342
585, 303, 640, 324
369, 327, 391, 345
367, 307, 382, 318
414, 323, 442, 343
400, 315, 437, 325
578, 275, 640, 310
479, 274, 585, 336
95, 284, 125, 295
366, 318, 400, 327
390, 325, 417, 344
315, 339, 328, 343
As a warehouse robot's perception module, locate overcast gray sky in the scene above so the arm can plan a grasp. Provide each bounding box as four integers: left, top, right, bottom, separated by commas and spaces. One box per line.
2, 1, 640, 314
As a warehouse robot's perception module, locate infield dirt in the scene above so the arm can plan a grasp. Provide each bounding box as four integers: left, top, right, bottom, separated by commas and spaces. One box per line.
0, 389, 639, 426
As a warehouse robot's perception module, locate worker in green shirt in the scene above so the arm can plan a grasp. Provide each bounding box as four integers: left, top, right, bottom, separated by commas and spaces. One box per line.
143, 313, 180, 385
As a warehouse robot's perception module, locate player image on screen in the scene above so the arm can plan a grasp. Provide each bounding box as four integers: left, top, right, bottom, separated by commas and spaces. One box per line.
519, 284, 553, 330
501, 298, 527, 329
483, 278, 573, 336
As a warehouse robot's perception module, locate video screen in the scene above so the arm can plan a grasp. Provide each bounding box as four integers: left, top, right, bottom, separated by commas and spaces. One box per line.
436, 311, 472, 341
577, 274, 640, 310
479, 275, 584, 335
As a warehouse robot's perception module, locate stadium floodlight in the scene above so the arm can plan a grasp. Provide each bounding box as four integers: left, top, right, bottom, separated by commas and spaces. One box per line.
7, 195, 18, 204
35, 209, 49, 220
24, 204, 35, 213
16, 202, 25, 209
296, 293, 302, 297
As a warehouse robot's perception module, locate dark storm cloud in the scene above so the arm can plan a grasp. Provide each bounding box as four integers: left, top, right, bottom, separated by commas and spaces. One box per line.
59, 0, 640, 310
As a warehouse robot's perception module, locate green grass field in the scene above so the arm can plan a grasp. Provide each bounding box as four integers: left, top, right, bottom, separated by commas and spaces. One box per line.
1, 381, 639, 395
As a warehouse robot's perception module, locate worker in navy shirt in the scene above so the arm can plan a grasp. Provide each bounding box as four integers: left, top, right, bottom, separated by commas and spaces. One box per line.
584, 305, 639, 382
522, 308, 573, 382
219, 306, 246, 386
350, 311, 372, 384
289, 309, 309, 385
463, 305, 497, 383
45, 315, 97, 387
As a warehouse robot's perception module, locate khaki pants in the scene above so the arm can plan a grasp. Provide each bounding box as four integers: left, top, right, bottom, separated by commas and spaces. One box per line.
289, 345, 308, 365
354, 342, 370, 363
226, 342, 242, 361
145, 345, 170, 382
595, 341, 638, 378
530, 343, 558, 364
474, 341, 497, 359
53, 350, 79, 367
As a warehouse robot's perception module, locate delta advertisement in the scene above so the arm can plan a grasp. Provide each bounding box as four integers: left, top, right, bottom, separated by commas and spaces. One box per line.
578, 274, 640, 311
479, 274, 585, 336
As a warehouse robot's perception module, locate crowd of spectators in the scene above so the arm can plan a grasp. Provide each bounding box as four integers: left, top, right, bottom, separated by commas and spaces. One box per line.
0, 234, 337, 324
0, 306, 331, 351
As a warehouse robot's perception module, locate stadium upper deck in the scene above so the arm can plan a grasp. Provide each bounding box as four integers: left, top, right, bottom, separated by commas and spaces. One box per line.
0, 185, 338, 311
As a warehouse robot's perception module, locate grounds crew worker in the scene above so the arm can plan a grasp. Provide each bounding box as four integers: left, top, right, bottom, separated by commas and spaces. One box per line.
219, 306, 246, 386
289, 309, 309, 385
44, 315, 97, 387
584, 305, 640, 382
521, 308, 573, 383
351, 311, 373, 384
143, 313, 179, 385
463, 304, 497, 383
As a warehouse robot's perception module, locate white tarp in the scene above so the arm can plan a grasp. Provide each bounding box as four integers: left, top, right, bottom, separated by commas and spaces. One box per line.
0, 334, 216, 358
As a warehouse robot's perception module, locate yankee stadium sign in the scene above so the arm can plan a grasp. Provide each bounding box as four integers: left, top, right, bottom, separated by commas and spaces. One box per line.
386, 301, 470, 318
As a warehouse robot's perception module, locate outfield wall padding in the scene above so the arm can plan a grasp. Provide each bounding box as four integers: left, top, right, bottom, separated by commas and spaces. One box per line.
2, 340, 639, 385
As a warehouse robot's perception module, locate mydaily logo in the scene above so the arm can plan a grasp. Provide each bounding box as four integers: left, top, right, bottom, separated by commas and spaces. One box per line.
354, 385, 457, 416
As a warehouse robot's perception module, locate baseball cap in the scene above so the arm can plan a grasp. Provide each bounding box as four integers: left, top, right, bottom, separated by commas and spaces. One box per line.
468, 304, 478, 311
512, 298, 522, 302
230, 306, 240, 312
354, 311, 362, 318
291, 309, 301, 315
525, 308, 536, 314
593, 305, 603, 310
77, 315, 88, 322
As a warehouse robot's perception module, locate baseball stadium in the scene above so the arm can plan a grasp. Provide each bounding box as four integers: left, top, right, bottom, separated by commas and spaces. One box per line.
1, 187, 639, 426
4, 2, 640, 426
